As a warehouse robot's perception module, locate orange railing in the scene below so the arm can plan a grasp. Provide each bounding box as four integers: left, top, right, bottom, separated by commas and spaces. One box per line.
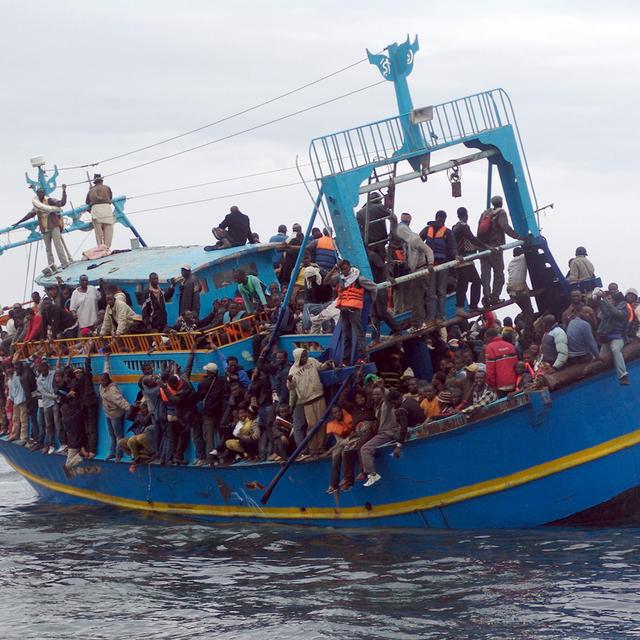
15, 310, 270, 358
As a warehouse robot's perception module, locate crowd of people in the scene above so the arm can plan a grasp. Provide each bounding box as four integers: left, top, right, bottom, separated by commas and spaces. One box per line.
1, 190, 637, 489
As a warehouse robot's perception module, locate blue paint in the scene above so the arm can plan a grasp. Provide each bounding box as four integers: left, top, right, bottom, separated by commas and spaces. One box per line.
2, 358, 639, 528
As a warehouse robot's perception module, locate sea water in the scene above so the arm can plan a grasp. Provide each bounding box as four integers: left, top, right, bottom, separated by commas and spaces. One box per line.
1, 458, 639, 640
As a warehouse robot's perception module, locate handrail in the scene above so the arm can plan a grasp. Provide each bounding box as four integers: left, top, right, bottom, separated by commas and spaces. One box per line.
14, 310, 271, 358
309, 88, 513, 180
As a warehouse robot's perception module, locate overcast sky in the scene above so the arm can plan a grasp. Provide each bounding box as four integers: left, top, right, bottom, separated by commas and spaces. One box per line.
0, 0, 638, 304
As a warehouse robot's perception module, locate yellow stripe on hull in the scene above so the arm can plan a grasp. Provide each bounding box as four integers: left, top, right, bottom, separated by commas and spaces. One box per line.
6, 429, 640, 521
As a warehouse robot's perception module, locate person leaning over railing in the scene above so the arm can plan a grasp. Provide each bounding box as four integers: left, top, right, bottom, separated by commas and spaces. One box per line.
100, 292, 144, 337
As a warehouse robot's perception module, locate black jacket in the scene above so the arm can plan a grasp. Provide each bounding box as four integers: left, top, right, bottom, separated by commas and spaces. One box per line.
142, 286, 175, 331
356, 202, 390, 246
218, 209, 254, 247
196, 375, 225, 417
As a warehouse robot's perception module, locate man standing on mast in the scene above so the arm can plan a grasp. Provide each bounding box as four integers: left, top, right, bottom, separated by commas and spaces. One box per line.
86, 174, 115, 249
12, 184, 72, 269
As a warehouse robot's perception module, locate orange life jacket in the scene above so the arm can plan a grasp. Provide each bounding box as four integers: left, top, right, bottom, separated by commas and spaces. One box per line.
336, 280, 364, 310
626, 303, 635, 322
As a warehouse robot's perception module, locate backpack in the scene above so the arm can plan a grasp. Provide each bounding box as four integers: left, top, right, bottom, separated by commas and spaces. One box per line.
477, 208, 496, 236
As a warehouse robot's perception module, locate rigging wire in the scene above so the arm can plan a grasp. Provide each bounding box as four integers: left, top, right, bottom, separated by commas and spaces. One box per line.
63, 80, 385, 186
124, 181, 302, 216
126, 164, 307, 200
57, 56, 369, 171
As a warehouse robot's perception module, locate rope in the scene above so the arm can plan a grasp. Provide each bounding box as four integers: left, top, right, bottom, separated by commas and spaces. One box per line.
23, 243, 33, 301
125, 181, 301, 216
63, 81, 385, 186
57, 56, 368, 171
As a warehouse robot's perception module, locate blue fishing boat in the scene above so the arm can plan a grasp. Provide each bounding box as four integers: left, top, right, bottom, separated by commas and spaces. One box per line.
0, 36, 638, 528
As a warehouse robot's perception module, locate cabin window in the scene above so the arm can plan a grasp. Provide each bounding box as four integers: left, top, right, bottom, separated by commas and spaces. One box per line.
135, 283, 145, 306
212, 262, 258, 290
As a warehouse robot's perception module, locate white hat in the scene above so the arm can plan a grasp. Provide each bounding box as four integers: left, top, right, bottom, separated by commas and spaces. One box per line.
182, 264, 192, 271
626, 288, 638, 298
591, 287, 603, 300
203, 363, 218, 374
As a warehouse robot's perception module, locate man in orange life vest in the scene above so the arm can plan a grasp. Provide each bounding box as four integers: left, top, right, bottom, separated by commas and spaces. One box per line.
325, 259, 377, 365
420, 210, 459, 322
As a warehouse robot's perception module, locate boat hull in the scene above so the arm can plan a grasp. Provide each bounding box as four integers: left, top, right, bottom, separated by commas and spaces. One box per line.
1, 361, 639, 529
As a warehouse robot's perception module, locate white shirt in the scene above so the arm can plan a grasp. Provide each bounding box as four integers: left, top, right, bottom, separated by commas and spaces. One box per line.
507, 254, 528, 292
70, 286, 100, 329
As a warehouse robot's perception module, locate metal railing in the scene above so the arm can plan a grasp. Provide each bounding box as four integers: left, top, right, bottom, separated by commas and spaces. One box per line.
15, 310, 270, 358
309, 88, 512, 180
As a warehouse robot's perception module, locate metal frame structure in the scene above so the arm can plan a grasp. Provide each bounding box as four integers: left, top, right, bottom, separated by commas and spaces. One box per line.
0, 164, 146, 255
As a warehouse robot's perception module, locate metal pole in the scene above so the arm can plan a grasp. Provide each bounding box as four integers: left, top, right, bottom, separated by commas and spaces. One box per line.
376, 240, 524, 290
359, 149, 498, 195
262, 187, 324, 356
261, 370, 355, 505
486, 161, 493, 209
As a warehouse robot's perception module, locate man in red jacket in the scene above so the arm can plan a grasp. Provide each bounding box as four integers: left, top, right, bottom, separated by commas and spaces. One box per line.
484, 327, 518, 395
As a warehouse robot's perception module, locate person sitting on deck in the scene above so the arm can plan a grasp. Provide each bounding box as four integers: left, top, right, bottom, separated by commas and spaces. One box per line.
142, 272, 175, 332
624, 288, 639, 340
234, 268, 267, 313
206, 205, 256, 251
484, 327, 518, 395
567, 308, 601, 366
477, 195, 523, 306
225, 406, 260, 461
420, 384, 441, 421
170, 309, 198, 333
594, 285, 630, 385
360, 387, 407, 488
540, 315, 569, 372
118, 401, 156, 472
462, 368, 497, 416
567, 246, 596, 285
324, 259, 377, 365
100, 292, 143, 336
561, 288, 597, 330
326, 405, 354, 494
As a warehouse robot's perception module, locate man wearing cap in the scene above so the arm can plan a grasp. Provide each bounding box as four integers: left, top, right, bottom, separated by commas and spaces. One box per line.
477, 195, 523, 306
205, 205, 256, 251
85, 174, 115, 248
13, 184, 72, 269
356, 191, 391, 249
196, 360, 225, 464
178, 266, 201, 319
567, 247, 595, 284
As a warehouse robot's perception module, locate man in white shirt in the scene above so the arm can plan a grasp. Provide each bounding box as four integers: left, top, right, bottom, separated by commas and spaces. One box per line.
506, 247, 534, 347
69, 275, 101, 336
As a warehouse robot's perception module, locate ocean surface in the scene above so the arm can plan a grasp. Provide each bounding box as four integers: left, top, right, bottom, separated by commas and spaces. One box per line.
1, 458, 639, 640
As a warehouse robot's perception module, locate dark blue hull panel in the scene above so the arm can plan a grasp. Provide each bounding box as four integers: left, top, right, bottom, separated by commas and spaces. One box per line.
2, 360, 640, 529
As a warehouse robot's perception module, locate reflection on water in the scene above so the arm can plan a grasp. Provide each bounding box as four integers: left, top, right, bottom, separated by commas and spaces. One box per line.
1, 459, 639, 640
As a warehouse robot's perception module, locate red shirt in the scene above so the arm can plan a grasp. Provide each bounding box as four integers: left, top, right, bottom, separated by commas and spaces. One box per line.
485, 336, 518, 391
